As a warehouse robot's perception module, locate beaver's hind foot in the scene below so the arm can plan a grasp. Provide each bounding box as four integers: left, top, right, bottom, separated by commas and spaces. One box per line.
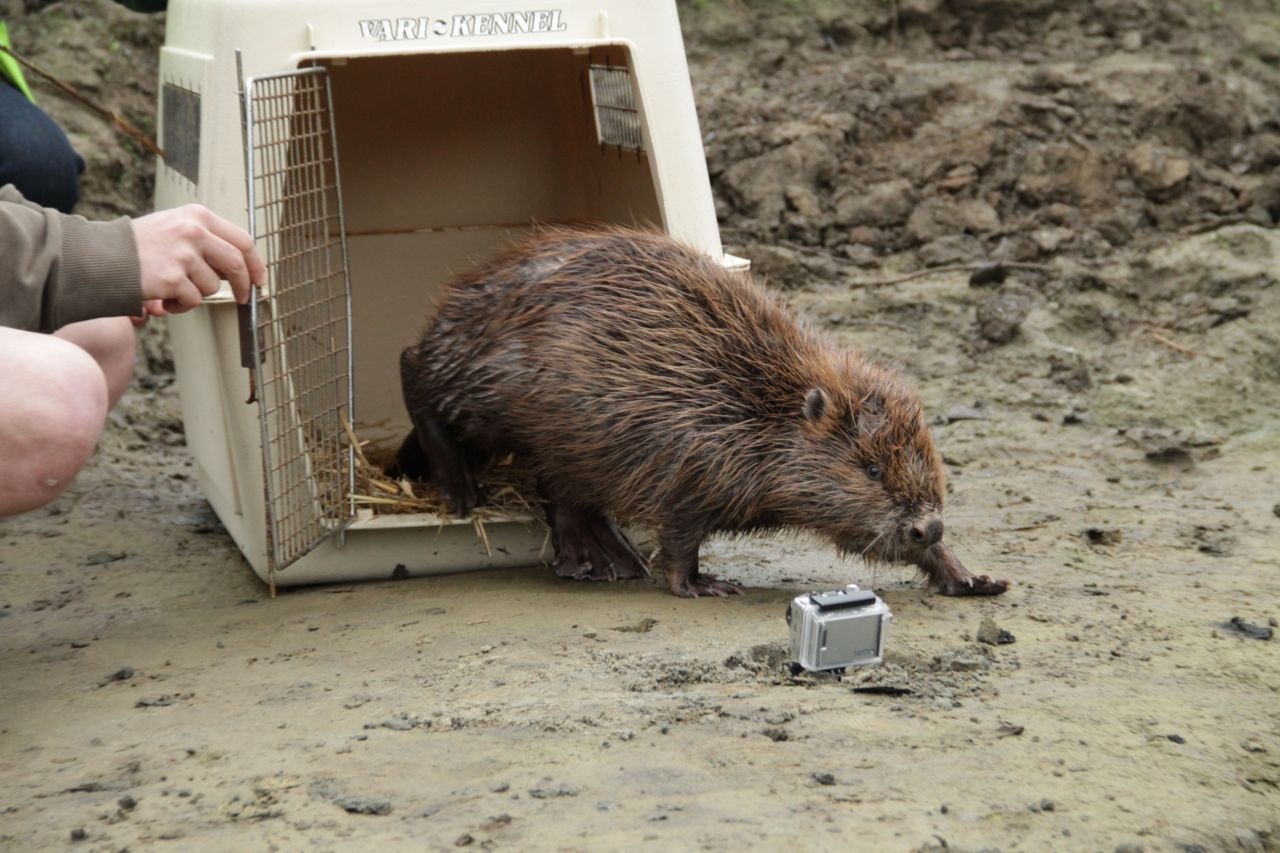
668, 572, 744, 599
546, 500, 649, 582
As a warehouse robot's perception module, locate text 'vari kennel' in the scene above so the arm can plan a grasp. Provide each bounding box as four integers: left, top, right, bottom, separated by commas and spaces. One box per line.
155, 0, 746, 588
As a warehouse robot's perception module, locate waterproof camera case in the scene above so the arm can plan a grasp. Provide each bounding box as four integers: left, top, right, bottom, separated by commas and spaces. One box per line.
787, 585, 892, 672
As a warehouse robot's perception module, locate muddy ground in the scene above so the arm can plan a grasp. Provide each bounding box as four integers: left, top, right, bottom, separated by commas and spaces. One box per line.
2, 1, 1278, 850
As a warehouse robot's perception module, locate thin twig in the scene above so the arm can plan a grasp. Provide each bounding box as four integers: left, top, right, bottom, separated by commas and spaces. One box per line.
339, 409, 371, 468
1178, 215, 1252, 235
472, 517, 493, 558
1148, 329, 1222, 362
0, 44, 163, 158
853, 262, 1050, 289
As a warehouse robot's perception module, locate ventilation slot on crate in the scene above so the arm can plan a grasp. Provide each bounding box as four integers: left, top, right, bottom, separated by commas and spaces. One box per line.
161, 83, 201, 184
589, 64, 644, 153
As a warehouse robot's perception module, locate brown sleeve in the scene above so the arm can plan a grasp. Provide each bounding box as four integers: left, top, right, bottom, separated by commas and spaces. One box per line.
0, 183, 142, 332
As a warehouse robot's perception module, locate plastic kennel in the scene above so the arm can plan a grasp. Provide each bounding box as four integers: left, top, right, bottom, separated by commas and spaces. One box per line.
155, 0, 743, 587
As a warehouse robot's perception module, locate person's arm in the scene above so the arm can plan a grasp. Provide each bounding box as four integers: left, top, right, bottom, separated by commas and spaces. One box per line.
1, 186, 265, 332
0, 183, 141, 332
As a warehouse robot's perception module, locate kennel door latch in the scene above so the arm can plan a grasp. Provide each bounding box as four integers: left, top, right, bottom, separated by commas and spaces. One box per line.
237, 302, 255, 370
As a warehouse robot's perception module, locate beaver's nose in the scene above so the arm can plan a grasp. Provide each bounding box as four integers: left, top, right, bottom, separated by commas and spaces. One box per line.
908, 517, 944, 547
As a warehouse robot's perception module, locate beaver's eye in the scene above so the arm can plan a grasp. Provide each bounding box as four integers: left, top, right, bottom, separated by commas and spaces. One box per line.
866, 464, 883, 481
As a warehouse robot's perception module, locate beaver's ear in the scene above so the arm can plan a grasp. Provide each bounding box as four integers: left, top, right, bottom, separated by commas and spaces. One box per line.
802, 387, 831, 424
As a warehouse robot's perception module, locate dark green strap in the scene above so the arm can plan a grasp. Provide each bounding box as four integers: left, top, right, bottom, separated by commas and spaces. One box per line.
0, 22, 36, 104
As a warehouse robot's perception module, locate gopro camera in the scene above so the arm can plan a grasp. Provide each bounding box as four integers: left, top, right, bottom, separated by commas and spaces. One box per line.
786, 584, 892, 672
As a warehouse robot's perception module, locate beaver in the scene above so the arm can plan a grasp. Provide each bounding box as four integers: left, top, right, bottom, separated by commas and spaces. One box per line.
396, 226, 1009, 599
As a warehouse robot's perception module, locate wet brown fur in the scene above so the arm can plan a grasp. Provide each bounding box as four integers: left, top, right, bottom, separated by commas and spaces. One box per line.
399, 226, 999, 596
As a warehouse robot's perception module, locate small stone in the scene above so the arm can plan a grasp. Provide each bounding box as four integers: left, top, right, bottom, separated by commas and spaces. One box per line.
811, 772, 836, 786
785, 184, 823, 218
1084, 527, 1122, 546
70, 828, 87, 842
907, 197, 1000, 243
84, 551, 127, 566
944, 405, 987, 424
976, 293, 1032, 344
334, 796, 392, 815
490, 782, 510, 793
1126, 142, 1190, 197
106, 666, 136, 682
762, 727, 789, 742
918, 234, 985, 266
528, 779, 579, 799
976, 617, 1016, 645
1167, 734, 1186, 744
834, 178, 916, 228
1225, 617, 1274, 641
118, 795, 137, 811
455, 833, 474, 847
1040, 798, 1055, 811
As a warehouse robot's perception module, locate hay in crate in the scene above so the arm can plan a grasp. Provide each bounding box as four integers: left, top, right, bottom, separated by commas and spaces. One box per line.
337, 415, 546, 554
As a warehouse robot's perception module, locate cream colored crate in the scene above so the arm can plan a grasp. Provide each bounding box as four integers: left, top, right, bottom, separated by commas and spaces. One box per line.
155, 0, 744, 587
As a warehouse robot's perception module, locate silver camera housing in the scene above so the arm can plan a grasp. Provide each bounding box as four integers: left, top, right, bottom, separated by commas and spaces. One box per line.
787, 584, 892, 672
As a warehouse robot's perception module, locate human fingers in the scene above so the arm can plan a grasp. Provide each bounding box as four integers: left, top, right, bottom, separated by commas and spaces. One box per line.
186, 256, 223, 304
201, 210, 267, 291
193, 229, 254, 305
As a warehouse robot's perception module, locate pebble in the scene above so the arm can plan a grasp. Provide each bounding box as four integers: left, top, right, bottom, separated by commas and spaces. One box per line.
1225, 617, 1273, 641
334, 796, 392, 815
84, 551, 127, 566
976, 617, 1016, 645
976, 292, 1032, 344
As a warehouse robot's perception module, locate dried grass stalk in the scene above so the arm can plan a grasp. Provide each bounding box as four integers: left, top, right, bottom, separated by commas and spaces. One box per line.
325, 422, 541, 522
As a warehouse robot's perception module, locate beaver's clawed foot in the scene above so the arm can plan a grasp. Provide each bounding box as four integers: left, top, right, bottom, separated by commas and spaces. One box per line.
919, 543, 1011, 598
668, 572, 744, 599
936, 574, 1011, 597
549, 504, 650, 582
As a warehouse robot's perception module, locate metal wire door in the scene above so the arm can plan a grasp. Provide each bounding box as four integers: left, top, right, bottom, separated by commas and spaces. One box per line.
242, 66, 354, 577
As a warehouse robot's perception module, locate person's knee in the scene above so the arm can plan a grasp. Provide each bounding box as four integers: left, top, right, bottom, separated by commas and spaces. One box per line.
0, 337, 108, 515
55, 316, 137, 408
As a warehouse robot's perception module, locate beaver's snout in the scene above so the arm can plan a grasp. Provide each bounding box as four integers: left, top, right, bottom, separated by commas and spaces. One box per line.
906, 515, 944, 548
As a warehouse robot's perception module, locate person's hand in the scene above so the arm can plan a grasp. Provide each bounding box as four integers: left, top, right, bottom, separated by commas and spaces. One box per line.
130, 205, 266, 317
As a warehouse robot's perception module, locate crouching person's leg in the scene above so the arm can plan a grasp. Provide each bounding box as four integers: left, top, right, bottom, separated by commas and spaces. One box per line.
0, 326, 111, 516
53, 317, 136, 409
